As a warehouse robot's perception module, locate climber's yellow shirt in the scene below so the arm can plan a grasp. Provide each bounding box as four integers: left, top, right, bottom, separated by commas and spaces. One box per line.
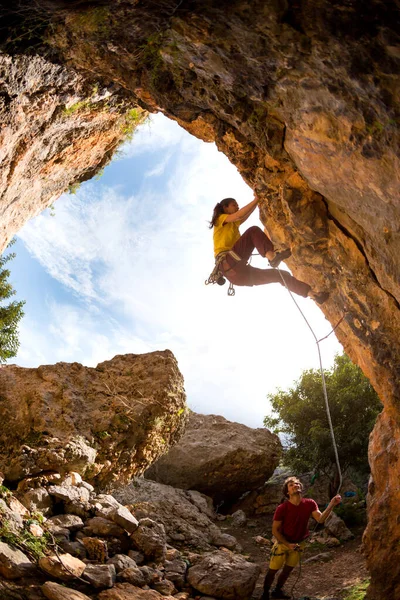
213, 214, 241, 257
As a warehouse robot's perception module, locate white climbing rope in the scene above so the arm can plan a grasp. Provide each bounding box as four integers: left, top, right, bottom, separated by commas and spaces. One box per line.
276, 266, 343, 495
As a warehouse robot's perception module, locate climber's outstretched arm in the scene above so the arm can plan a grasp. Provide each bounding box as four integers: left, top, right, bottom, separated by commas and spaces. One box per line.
224, 198, 259, 223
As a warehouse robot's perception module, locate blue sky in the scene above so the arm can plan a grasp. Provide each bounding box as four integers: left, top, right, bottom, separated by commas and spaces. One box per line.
9, 113, 342, 427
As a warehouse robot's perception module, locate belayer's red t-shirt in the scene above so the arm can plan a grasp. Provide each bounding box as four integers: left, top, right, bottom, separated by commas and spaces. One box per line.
273, 498, 318, 542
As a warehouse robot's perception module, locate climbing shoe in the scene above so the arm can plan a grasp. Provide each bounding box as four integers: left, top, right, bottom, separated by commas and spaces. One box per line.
269, 248, 291, 268
271, 588, 291, 599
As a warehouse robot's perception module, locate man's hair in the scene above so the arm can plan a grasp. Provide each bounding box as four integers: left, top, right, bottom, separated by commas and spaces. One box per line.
282, 476, 303, 499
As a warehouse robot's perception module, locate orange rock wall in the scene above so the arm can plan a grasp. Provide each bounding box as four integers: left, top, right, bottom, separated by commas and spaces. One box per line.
0, 2, 399, 597
0, 53, 141, 251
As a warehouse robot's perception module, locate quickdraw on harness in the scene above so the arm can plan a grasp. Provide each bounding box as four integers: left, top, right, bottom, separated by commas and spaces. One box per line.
205, 249, 241, 296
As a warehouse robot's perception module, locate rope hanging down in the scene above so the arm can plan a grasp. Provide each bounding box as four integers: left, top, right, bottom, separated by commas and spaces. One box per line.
276, 266, 344, 495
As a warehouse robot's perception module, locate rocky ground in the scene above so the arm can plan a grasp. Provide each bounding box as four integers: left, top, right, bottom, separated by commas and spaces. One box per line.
0, 471, 367, 600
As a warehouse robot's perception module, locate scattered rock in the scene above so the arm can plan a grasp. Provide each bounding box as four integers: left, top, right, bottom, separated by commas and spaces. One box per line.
19, 486, 53, 516
303, 552, 333, 564
152, 578, 176, 595
0, 499, 24, 533
42, 581, 92, 600
130, 518, 167, 562
81, 537, 109, 562
44, 520, 70, 542
325, 513, 354, 541
83, 563, 117, 589
209, 531, 240, 551
28, 522, 44, 537
98, 583, 173, 599
47, 514, 84, 532
230, 510, 247, 527
84, 517, 126, 538
107, 553, 138, 572
163, 558, 187, 589
128, 550, 145, 565
48, 485, 90, 504
145, 412, 281, 504
58, 539, 87, 559
39, 553, 86, 581
0, 542, 36, 579
253, 536, 271, 546
110, 505, 139, 533
93, 495, 122, 519
118, 566, 147, 587
187, 550, 260, 599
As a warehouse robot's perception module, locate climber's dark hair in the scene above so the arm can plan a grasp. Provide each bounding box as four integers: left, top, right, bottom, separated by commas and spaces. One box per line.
208, 198, 236, 229
282, 476, 303, 499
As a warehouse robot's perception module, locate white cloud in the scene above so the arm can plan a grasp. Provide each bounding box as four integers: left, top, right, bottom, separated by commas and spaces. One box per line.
17, 300, 154, 369
16, 113, 342, 427
145, 152, 173, 178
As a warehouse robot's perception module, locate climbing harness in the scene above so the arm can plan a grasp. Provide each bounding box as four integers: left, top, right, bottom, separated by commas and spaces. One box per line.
205, 249, 242, 296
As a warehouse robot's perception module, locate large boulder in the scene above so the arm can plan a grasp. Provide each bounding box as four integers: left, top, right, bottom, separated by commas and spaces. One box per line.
187, 550, 260, 600
0, 352, 186, 488
145, 412, 281, 503
112, 478, 239, 552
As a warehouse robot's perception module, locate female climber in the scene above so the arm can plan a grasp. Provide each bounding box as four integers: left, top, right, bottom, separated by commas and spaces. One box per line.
209, 197, 328, 303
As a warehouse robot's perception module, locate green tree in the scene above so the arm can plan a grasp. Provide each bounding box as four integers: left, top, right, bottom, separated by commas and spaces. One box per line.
264, 353, 381, 480
0, 241, 25, 362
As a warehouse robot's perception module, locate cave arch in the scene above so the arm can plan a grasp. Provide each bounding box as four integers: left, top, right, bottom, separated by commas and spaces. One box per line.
0, 1, 399, 597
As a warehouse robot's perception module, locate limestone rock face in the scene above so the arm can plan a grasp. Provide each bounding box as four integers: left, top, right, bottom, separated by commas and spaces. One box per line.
145, 412, 281, 503
0, 54, 144, 252
1, 2, 400, 597
0, 351, 186, 488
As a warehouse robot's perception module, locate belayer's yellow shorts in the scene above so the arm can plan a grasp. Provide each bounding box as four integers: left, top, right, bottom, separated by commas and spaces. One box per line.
269, 541, 305, 570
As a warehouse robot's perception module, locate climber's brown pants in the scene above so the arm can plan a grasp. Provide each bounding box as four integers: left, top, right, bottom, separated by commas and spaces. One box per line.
220, 226, 311, 298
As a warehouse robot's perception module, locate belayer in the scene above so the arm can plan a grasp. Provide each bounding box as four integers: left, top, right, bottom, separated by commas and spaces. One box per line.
261, 476, 341, 599
208, 197, 328, 302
